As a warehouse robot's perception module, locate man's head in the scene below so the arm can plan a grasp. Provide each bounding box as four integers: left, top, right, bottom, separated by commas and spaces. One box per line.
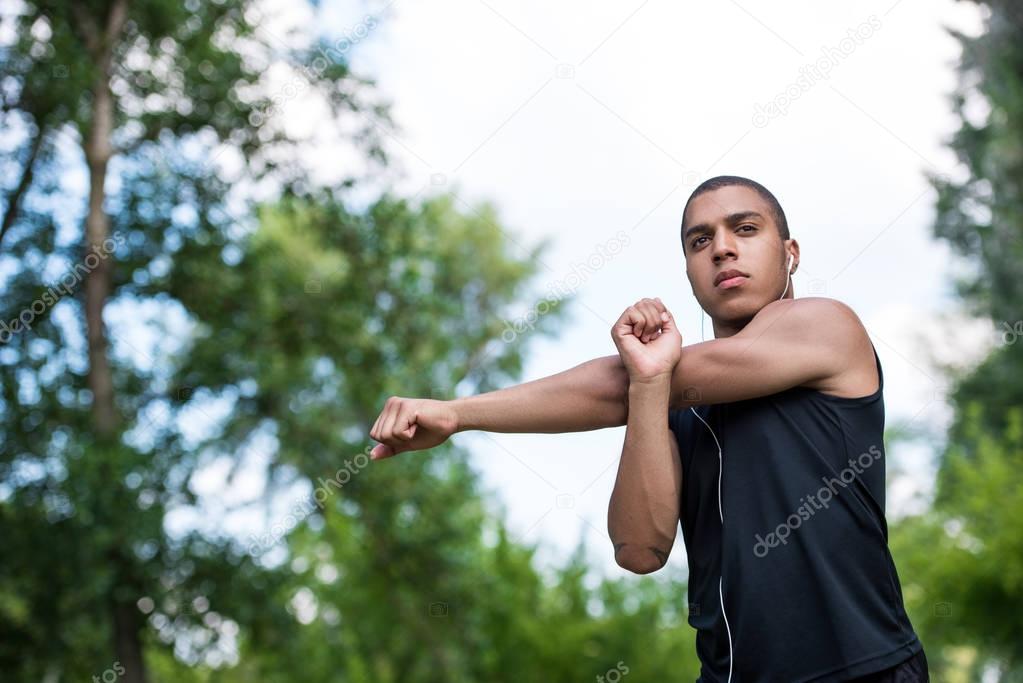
680, 176, 800, 336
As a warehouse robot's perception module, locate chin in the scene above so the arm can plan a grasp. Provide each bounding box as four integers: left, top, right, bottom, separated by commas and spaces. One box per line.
710, 294, 764, 323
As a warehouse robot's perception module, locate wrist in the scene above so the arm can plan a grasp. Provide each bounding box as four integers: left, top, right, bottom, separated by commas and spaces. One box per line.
449, 397, 469, 433
628, 374, 672, 395
628, 370, 674, 389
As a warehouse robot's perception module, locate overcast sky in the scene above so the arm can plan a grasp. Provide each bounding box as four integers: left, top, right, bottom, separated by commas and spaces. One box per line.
190, 0, 1001, 578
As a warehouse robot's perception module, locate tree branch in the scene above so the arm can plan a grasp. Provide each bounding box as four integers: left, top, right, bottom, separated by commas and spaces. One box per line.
70, 0, 130, 69
0, 121, 46, 248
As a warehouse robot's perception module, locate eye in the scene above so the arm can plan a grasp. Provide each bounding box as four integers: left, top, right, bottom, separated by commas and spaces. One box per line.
738, 224, 756, 232
692, 236, 708, 248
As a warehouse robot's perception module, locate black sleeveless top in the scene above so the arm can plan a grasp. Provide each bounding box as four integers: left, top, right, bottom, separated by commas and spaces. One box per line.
667, 344, 922, 681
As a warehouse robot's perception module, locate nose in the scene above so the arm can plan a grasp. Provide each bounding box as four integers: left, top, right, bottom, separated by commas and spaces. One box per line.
711, 229, 738, 264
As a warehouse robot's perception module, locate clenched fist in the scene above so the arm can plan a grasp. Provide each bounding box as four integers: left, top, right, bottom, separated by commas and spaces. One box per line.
611, 297, 682, 383
368, 397, 459, 460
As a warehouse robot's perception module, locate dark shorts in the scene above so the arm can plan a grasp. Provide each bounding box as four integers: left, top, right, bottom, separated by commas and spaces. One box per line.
847, 648, 929, 683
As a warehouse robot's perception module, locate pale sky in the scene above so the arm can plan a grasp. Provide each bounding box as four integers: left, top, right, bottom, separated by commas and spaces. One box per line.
185, 0, 1000, 578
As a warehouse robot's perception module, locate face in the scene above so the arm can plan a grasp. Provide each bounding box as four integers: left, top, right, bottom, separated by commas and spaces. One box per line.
682, 185, 799, 332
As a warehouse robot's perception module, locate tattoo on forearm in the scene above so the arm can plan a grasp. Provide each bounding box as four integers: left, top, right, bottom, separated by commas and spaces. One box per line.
648, 546, 669, 565
614, 542, 669, 566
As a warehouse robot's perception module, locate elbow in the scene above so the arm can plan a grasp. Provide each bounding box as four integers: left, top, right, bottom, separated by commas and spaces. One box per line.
605, 356, 631, 424
614, 543, 669, 575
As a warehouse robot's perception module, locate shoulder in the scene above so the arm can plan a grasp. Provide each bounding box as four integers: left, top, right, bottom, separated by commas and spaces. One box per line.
753, 296, 862, 325
756, 297, 877, 395
749, 296, 868, 349
741, 297, 873, 392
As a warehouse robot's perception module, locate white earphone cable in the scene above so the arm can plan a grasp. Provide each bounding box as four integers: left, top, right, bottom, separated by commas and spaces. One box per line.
690, 253, 793, 682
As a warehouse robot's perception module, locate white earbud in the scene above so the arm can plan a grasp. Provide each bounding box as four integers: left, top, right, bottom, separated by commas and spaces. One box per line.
778, 253, 795, 300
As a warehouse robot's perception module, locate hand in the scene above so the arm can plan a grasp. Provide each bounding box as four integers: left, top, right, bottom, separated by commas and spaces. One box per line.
368, 397, 459, 460
610, 297, 682, 383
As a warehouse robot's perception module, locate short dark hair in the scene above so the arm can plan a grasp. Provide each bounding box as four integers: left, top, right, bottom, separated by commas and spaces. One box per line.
680, 175, 790, 252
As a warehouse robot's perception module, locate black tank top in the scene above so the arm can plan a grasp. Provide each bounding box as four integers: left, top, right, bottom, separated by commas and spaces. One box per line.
667, 344, 922, 681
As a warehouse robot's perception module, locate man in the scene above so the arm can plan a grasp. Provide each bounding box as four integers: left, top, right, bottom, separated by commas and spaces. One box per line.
369, 176, 928, 681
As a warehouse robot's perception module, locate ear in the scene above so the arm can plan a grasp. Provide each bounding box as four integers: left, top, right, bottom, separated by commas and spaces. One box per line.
784, 238, 800, 272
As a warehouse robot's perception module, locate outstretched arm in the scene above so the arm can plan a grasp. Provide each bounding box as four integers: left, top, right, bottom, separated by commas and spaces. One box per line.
368, 297, 673, 460
453, 354, 631, 433
369, 354, 631, 459
369, 296, 865, 459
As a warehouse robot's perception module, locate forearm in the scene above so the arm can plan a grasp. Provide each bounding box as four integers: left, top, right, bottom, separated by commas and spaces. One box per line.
608, 379, 681, 573
452, 354, 629, 433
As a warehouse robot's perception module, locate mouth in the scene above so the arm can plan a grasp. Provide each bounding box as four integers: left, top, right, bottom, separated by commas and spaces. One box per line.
714, 269, 749, 289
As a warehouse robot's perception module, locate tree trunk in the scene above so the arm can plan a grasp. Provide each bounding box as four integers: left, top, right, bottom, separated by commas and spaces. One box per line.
78, 1, 146, 681
83, 84, 116, 435
112, 594, 147, 683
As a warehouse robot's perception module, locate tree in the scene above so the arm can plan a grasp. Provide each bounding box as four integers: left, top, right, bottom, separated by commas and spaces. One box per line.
1, 3, 704, 680
0, 1, 388, 680
927, 0, 1023, 328
889, 1, 1023, 678
148, 189, 570, 680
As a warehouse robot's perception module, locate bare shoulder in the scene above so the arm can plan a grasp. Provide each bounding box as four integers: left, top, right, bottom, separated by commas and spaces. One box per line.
747, 297, 876, 396
748, 296, 866, 341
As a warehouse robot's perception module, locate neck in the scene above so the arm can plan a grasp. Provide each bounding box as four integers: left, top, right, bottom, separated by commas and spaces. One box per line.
709, 286, 796, 339
712, 318, 745, 339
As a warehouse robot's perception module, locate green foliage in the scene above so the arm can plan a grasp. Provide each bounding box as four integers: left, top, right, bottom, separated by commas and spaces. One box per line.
888, 1, 1023, 678
1, 0, 387, 679
892, 407, 1023, 679
926, 0, 1023, 325
0, 1, 750, 681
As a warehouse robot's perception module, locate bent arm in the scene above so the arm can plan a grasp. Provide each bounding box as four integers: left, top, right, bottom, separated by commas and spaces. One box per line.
453, 354, 629, 434
607, 378, 682, 574
453, 297, 858, 431
668, 297, 866, 408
